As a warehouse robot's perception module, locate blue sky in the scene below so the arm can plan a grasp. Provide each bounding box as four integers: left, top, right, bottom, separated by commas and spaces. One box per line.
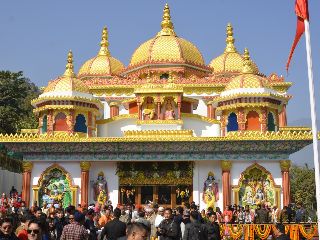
0, 1, 319, 165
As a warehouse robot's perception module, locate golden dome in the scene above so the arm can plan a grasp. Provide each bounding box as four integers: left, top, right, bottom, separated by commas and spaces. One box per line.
129, 4, 205, 67
78, 27, 125, 78
44, 51, 90, 94
225, 49, 268, 91
209, 23, 259, 74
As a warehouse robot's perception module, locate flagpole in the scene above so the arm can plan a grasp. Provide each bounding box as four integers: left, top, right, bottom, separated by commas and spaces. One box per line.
304, 19, 320, 228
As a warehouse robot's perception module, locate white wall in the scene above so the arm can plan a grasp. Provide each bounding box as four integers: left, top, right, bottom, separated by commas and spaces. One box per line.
183, 118, 220, 137
192, 99, 207, 116
97, 118, 138, 137
30, 162, 81, 207
89, 162, 118, 208
0, 169, 22, 196
193, 161, 223, 211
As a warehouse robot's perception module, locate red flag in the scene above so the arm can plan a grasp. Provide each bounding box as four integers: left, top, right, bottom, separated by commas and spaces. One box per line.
286, 0, 309, 72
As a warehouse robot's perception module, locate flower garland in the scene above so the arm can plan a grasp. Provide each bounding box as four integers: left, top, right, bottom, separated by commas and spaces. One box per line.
299, 225, 317, 239
244, 224, 254, 240
254, 224, 271, 239
227, 224, 243, 239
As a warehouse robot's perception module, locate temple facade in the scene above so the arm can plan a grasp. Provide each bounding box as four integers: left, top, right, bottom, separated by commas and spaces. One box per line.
0, 4, 314, 210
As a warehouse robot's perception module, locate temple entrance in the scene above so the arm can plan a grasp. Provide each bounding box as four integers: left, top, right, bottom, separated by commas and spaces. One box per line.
119, 185, 192, 208
117, 161, 193, 207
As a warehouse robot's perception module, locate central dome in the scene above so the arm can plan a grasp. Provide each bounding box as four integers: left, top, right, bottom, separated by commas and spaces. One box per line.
128, 4, 205, 68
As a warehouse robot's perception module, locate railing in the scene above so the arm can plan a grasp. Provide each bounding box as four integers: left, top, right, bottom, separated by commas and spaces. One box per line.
219, 223, 318, 240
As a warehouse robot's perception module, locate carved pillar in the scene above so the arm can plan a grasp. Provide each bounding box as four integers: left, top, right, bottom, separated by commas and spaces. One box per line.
137, 102, 142, 120
22, 161, 33, 207
87, 112, 93, 137
279, 105, 287, 127
280, 160, 291, 207
261, 108, 268, 132
221, 115, 227, 136
237, 108, 246, 131
47, 110, 54, 134
221, 160, 232, 209
177, 95, 181, 120
157, 102, 161, 120
207, 102, 216, 119
80, 161, 91, 207
67, 110, 75, 134
110, 102, 120, 118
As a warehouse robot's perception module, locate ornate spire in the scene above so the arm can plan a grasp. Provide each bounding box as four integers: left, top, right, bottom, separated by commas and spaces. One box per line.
63, 50, 76, 77
242, 48, 254, 74
98, 26, 110, 56
225, 23, 237, 53
157, 3, 176, 36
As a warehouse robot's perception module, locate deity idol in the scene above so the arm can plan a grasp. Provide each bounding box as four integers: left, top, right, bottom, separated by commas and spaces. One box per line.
164, 100, 175, 120
91, 172, 108, 204
203, 172, 219, 209
143, 97, 156, 120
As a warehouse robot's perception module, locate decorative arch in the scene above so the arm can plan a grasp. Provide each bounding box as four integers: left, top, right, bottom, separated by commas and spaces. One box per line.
267, 112, 276, 131
32, 164, 78, 208
41, 115, 47, 134
53, 112, 68, 131
245, 111, 260, 130
232, 163, 281, 208
74, 114, 87, 133
227, 112, 238, 131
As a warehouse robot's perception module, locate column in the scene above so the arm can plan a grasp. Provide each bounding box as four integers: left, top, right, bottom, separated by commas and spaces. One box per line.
22, 161, 33, 207
280, 160, 291, 207
237, 108, 246, 131
80, 161, 91, 208
87, 112, 93, 137
109, 102, 120, 118
221, 160, 232, 209
220, 115, 227, 136
157, 102, 161, 120
47, 110, 54, 134
67, 110, 75, 134
279, 105, 288, 127
261, 108, 268, 132
207, 102, 216, 119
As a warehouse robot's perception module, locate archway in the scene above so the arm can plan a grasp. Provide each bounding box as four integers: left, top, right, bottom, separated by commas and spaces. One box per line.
227, 112, 238, 131
267, 112, 276, 131
245, 111, 260, 130
53, 112, 68, 131
34, 164, 77, 208
41, 115, 47, 134
233, 164, 280, 208
74, 114, 87, 133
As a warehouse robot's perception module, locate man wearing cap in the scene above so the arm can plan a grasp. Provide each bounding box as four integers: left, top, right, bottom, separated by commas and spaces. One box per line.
155, 207, 165, 228
60, 211, 88, 240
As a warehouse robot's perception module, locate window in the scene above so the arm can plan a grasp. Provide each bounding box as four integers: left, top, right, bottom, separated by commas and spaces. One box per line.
160, 73, 169, 80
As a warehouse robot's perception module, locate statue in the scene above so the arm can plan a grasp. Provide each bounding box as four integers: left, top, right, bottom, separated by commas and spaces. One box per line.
164, 100, 175, 120
91, 172, 108, 204
203, 172, 219, 209
143, 97, 156, 120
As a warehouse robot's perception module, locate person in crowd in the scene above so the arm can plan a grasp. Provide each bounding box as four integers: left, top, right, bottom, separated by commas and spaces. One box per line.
33, 210, 42, 221
154, 207, 164, 228
0, 217, 19, 240
126, 222, 149, 240
145, 208, 156, 239
255, 204, 269, 223
60, 212, 88, 240
295, 203, 306, 223
280, 206, 289, 223
47, 218, 56, 240
157, 208, 179, 240
134, 211, 150, 229
27, 220, 42, 240
41, 204, 48, 218
100, 208, 126, 240
84, 209, 97, 240
273, 223, 290, 240
206, 212, 221, 240
98, 207, 111, 228
16, 214, 33, 240
244, 205, 252, 224
222, 206, 232, 223
271, 206, 280, 223
53, 209, 65, 240
180, 210, 190, 239
183, 211, 207, 240
119, 205, 130, 225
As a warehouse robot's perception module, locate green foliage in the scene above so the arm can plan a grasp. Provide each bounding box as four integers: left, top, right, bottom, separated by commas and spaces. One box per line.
290, 164, 316, 210
0, 71, 40, 134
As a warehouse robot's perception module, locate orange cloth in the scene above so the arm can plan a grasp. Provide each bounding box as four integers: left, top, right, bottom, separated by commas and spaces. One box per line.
98, 214, 111, 227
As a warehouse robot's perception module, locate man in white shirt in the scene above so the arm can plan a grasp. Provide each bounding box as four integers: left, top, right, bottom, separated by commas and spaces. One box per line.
155, 206, 165, 228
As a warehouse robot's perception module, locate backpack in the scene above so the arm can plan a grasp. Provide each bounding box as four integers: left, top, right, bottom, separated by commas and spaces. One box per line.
187, 222, 207, 240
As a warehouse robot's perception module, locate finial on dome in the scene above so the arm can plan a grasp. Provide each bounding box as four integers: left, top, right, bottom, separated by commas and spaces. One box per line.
99, 26, 110, 56
225, 23, 237, 53
242, 48, 254, 74
157, 3, 176, 36
63, 50, 76, 77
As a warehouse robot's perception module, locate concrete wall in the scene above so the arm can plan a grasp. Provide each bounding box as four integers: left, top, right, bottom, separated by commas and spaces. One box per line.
0, 169, 22, 196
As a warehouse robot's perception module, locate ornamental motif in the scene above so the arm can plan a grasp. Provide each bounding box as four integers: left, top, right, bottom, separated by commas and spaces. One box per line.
279, 160, 291, 172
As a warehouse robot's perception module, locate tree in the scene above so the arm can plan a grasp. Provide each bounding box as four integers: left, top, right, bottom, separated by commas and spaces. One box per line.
0, 71, 40, 134
290, 164, 316, 211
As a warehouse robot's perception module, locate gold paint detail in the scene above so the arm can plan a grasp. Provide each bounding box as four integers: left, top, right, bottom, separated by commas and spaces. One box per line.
216, 103, 281, 112
63, 50, 76, 78
80, 161, 91, 171
21, 129, 38, 134
279, 126, 311, 131
225, 23, 236, 53
157, 3, 176, 37
22, 161, 33, 172
242, 48, 254, 74
280, 160, 291, 172
99, 26, 110, 56
181, 113, 220, 124
124, 130, 193, 137
221, 160, 232, 171
136, 119, 183, 125
96, 114, 138, 124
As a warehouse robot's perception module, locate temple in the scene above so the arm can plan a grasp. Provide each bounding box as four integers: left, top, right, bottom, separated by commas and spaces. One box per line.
0, 4, 316, 210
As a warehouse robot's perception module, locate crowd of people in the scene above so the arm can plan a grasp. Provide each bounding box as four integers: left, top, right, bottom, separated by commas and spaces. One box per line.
0, 188, 309, 240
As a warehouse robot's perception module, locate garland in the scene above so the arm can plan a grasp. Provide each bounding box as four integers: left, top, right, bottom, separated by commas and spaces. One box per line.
254, 224, 271, 239
244, 225, 254, 240
299, 225, 317, 239
227, 224, 243, 239
289, 225, 299, 240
